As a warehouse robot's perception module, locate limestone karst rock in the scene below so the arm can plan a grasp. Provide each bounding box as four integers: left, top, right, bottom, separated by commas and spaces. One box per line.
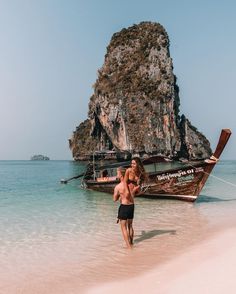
69, 22, 212, 161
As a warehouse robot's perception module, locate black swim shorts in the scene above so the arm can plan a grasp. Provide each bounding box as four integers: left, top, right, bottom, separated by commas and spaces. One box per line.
118, 204, 134, 220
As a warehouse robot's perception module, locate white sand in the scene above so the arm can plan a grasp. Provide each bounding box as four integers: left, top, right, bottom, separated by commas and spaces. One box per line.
87, 228, 236, 294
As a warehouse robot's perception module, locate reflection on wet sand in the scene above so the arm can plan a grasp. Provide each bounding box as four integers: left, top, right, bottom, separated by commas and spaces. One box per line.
76, 199, 210, 292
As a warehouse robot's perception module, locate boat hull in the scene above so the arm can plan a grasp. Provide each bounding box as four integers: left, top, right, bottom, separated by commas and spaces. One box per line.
82, 129, 232, 202
84, 162, 210, 202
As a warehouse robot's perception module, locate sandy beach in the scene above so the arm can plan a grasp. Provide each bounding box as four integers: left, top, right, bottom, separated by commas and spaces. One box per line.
87, 227, 236, 294
2, 161, 236, 294
2, 206, 236, 294
1, 216, 236, 294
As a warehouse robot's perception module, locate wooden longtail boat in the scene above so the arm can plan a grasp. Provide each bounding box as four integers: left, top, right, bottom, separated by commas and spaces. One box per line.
81, 129, 231, 202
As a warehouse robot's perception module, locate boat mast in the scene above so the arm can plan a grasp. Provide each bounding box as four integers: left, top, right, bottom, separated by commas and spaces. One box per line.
93, 151, 96, 180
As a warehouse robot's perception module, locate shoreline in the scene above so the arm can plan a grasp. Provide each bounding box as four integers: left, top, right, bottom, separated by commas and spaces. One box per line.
2, 160, 236, 294
1, 204, 236, 294
87, 226, 236, 294
1, 221, 236, 293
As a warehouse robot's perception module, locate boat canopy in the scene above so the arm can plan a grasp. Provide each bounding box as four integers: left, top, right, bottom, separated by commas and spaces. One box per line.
93, 160, 131, 172
90, 155, 173, 172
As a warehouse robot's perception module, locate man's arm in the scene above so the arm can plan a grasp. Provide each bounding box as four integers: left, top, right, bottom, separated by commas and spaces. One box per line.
131, 185, 141, 197
124, 169, 131, 197
113, 185, 120, 202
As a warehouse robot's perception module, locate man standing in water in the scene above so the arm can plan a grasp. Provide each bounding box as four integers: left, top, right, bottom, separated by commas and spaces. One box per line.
113, 167, 140, 248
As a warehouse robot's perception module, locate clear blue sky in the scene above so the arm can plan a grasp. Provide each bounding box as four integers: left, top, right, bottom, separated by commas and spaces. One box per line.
0, 0, 235, 160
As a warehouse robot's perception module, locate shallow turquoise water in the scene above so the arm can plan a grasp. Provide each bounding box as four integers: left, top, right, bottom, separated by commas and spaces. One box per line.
1, 160, 236, 291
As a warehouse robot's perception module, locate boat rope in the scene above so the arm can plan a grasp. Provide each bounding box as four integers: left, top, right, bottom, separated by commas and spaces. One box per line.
187, 163, 236, 189
206, 173, 236, 188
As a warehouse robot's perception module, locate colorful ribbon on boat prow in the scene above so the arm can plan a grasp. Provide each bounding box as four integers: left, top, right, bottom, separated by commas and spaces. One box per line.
204, 155, 219, 164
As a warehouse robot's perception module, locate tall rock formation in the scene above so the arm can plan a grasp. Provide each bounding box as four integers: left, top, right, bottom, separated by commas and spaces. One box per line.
69, 22, 212, 161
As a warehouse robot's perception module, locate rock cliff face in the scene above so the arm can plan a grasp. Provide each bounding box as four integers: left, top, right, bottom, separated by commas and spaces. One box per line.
69, 22, 212, 161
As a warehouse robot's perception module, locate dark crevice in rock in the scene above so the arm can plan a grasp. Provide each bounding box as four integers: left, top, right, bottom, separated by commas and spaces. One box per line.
69, 22, 212, 161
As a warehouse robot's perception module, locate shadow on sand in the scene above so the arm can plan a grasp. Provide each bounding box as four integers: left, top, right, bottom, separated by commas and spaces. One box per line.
134, 229, 176, 244
197, 195, 236, 203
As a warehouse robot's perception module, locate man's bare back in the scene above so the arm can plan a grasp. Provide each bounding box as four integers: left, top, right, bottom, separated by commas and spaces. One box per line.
113, 181, 134, 204
113, 168, 135, 248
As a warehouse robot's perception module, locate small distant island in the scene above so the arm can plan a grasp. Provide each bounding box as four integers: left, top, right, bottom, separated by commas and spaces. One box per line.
30, 155, 50, 161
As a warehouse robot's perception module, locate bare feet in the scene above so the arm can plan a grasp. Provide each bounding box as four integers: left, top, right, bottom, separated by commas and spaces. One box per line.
126, 244, 133, 249
129, 236, 133, 245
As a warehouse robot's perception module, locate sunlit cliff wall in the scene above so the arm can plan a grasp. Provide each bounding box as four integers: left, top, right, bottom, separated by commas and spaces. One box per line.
69, 22, 211, 161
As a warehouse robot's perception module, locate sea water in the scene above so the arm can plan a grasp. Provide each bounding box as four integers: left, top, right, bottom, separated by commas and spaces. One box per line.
1, 160, 236, 292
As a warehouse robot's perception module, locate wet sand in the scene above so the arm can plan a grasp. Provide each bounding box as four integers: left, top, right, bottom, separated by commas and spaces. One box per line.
2, 161, 236, 293
2, 222, 235, 294
1, 198, 236, 294
87, 227, 236, 294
